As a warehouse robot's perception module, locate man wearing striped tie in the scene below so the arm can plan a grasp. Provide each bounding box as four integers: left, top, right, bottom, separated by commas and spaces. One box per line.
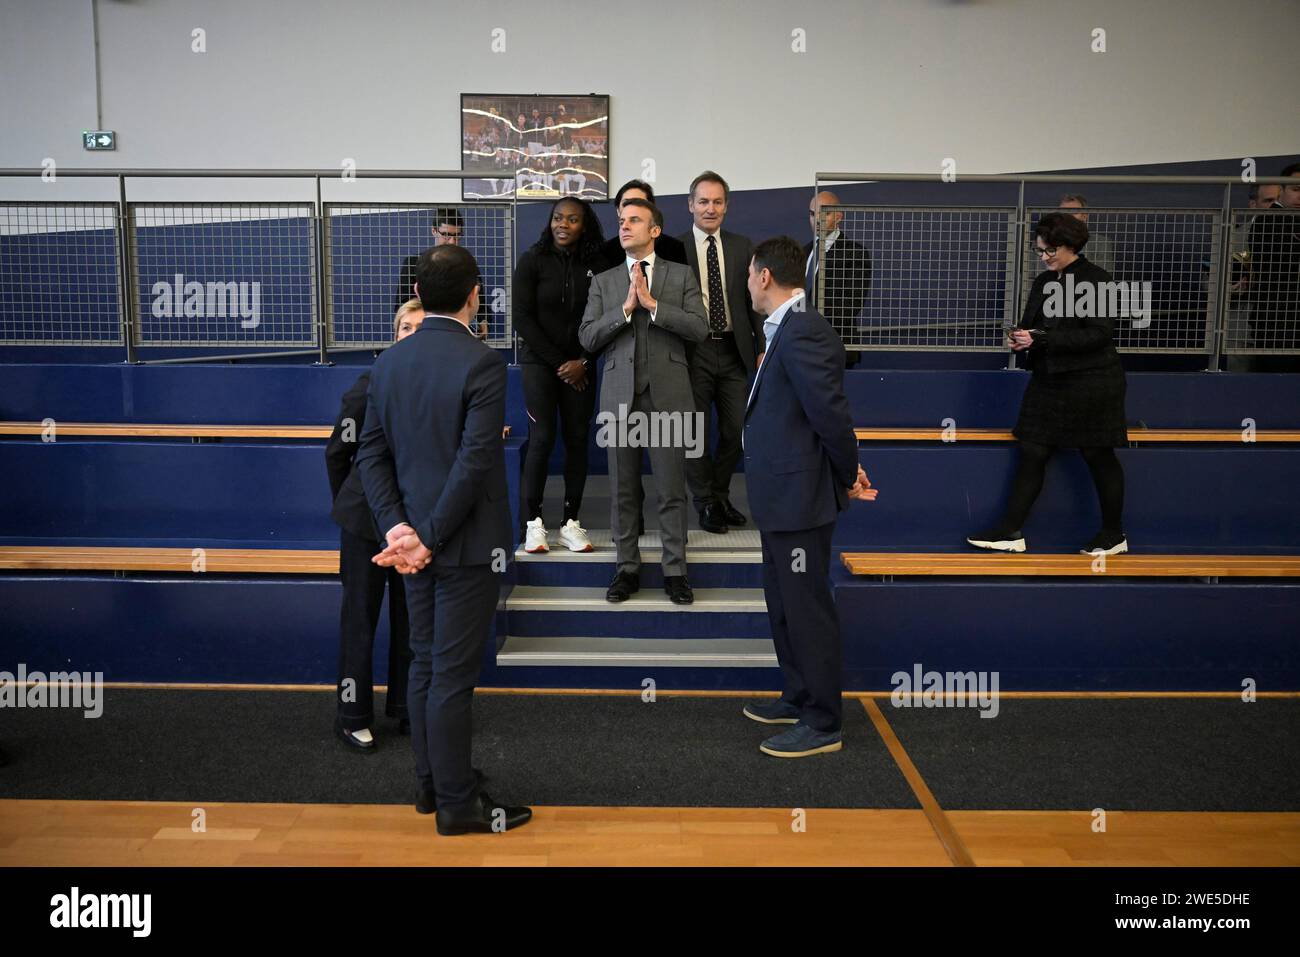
678, 171, 767, 535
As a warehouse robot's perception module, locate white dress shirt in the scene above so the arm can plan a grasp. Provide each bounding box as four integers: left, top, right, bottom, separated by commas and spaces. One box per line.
746, 290, 805, 411
692, 224, 732, 331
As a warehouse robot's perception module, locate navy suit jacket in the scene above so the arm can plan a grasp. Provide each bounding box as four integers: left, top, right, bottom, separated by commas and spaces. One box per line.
355, 314, 511, 567
325, 370, 383, 542
743, 300, 859, 532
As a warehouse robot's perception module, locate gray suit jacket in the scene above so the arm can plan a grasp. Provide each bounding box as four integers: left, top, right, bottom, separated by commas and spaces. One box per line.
578, 257, 709, 414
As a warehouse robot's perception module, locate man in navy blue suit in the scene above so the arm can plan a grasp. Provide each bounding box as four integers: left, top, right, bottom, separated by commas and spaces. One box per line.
356, 244, 531, 834
740, 236, 877, 758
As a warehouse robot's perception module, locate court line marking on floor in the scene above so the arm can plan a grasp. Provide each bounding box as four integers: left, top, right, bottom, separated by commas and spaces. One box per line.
862, 697, 975, 868
72, 684, 1300, 699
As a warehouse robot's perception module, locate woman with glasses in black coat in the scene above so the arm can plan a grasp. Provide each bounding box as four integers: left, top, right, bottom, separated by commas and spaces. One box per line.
968, 211, 1129, 556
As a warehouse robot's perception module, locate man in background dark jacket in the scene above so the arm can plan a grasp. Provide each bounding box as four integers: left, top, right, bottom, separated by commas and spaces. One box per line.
396, 207, 490, 338
804, 191, 872, 368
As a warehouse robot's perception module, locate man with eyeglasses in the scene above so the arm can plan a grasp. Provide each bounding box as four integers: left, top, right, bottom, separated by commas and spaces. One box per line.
397, 208, 490, 339
804, 191, 872, 368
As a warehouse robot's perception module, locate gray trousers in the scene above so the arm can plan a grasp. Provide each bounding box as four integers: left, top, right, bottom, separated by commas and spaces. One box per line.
608, 388, 688, 576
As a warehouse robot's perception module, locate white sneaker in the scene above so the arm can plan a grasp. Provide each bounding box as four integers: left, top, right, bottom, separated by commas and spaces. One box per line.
558, 518, 594, 553
523, 517, 549, 553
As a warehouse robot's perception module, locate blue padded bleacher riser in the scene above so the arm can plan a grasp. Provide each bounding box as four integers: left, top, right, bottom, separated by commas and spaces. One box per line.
1, 574, 1293, 690
832, 571, 1300, 690
5, 364, 1298, 432
4, 440, 1295, 553
0, 439, 527, 548
832, 447, 1300, 552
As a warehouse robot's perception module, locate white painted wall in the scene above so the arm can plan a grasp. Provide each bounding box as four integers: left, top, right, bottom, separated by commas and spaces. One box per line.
2, 0, 1297, 202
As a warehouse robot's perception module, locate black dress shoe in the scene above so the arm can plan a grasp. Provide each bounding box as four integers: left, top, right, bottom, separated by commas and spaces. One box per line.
416, 769, 486, 814
720, 499, 747, 526
436, 790, 532, 836
664, 575, 694, 605
334, 718, 376, 753
699, 502, 729, 534
606, 571, 640, 603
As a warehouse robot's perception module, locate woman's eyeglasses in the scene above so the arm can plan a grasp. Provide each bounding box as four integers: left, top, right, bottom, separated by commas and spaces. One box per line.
1030, 244, 1058, 258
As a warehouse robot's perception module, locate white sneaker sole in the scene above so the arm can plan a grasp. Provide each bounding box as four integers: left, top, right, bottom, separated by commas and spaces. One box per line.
967, 537, 1026, 553
759, 740, 843, 758
523, 541, 549, 553
559, 535, 593, 553
1082, 540, 1128, 556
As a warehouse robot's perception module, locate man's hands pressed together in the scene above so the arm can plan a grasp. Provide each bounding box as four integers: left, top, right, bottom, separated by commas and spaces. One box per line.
623, 262, 656, 317
374, 522, 432, 574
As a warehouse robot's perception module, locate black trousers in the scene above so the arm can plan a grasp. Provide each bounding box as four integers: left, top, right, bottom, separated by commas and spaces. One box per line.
760, 522, 843, 733
520, 362, 597, 527
402, 562, 499, 814
686, 334, 749, 511
336, 528, 412, 731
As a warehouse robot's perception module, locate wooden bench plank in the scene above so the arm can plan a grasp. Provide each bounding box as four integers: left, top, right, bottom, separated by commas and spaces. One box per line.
841, 552, 1300, 577
0, 546, 340, 574
853, 427, 1300, 443
0, 422, 511, 439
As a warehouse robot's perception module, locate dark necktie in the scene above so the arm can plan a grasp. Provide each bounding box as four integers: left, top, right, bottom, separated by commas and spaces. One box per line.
805, 243, 819, 298
705, 235, 726, 332
633, 260, 650, 393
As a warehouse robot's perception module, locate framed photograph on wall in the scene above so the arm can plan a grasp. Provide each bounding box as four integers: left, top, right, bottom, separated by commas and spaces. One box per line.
460, 93, 610, 201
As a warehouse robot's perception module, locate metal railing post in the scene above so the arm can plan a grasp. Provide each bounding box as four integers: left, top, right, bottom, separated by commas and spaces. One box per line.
1207, 182, 1233, 372
1007, 179, 1026, 371
117, 174, 137, 363
314, 175, 329, 365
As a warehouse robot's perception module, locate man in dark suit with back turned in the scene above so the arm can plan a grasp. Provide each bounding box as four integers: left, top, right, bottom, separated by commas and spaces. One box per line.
804, 191, 872, 368
740, 237, 877, 758
357, 245, 531, 835
579, 198, 709, 605
679, 171, 766, 533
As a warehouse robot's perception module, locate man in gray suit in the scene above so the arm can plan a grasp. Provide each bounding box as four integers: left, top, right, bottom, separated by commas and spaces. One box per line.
579, 198, 709, 605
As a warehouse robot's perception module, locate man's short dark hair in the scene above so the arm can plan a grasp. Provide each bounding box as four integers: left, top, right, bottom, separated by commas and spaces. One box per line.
614, 179, 655, 207
1059, 193, 1088, 207
620, 197, 663, 229
689, 170, 730, 201
432, 206, 465, 230
415, 245, 479, 314
751, 236, 805, 288
1280, 162, 1300, 178
1034, 211, 1089, 253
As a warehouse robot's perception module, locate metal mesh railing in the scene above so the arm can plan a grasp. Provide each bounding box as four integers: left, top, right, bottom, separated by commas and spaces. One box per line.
324, 202, 512, 349
1223, 207, 1300, 354
820, 206, 1016, 350
1020, 208, 1220, 353
128, 203, 317, 347
0, 203, 122, 344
